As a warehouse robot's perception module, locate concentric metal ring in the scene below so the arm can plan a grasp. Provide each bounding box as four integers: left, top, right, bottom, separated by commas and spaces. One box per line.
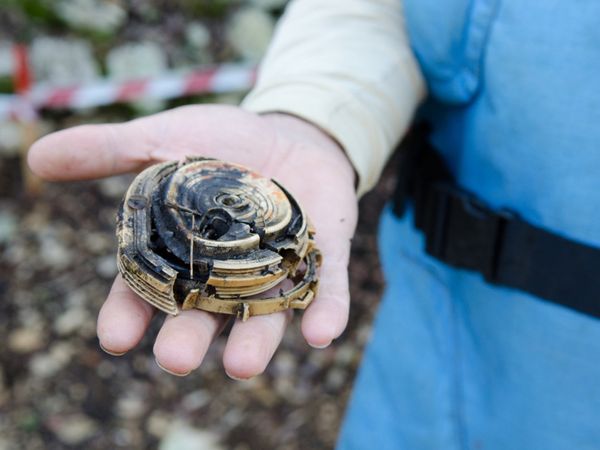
116, 157, 321, 319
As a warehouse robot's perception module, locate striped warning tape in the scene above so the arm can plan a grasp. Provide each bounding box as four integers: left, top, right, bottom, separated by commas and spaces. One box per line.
0, 63, 256, 121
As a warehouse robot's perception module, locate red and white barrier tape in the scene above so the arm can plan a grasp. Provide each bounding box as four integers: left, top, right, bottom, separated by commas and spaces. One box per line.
1, 63, 256, 121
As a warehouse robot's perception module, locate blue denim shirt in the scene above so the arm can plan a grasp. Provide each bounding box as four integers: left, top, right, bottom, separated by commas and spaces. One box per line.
405, 0, 600, 247
338, 2, 600, 449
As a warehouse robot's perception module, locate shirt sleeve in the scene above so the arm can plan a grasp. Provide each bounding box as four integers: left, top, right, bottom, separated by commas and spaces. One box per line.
241, 0, 426, 196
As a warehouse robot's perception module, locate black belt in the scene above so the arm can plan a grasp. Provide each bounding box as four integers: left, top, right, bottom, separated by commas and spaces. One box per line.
392, 125, 600, 319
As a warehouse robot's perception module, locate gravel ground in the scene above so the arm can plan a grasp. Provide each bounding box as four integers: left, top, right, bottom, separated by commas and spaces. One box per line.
0, 154, 395, 449
0, 2, 398, 448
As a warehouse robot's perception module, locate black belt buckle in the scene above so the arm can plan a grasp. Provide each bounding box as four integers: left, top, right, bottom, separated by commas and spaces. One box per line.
423, 182, 515, 282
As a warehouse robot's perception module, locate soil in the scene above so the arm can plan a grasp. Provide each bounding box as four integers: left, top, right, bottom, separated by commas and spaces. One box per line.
0, 152, 399, 449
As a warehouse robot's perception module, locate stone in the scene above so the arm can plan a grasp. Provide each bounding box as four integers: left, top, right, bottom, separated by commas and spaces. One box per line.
146, 411, 172, 438
48, 414, 98, 446
116, 394, 147, 420
39, 235, 72, 270
0, 122, 23, 157
185, 22, 211, 49
96, 255, 117, 278
29, 342, 74, 378
181, 390, 210, 411
273, 351, 296, 377
54, 307, 89, 336
159, 422, 224, 450
83, 231, 113, 254
30, 37, 99, 86
97, 175, 132, 199
107, 42, 167, 80
0, 210, 17, 244
56, 0, 126, 34
333, 343, 356, 367
8, 327, 45, 353
227, 7, 275, 62
325, 367, 347, 391
96, 360, 116, 379
106, 42, 168, 112
250, 0, 288, 10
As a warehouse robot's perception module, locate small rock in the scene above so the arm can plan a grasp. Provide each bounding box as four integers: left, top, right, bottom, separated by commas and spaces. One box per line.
39, 237, 72, 270
48, 414, 98, 446
0, 210, 17, 244
357, 323, 373, 346
334, 343, 356, 367
29, 354, 59, 378
273, 351, 296, 377
96, 360, 116, 379
0, 122, 23, 157
159, 422, 224, 450
56, 0, 126, 34
113, 428, 135, 447
107, 41, 168, 80
29, 342, 74, 378
325, 367, 347, 391
83, 231, 113, 254
117, 394, 147, 420
185, 22, 213, 64
221, 409, 244, 430
8, 327, 45, 353
274, 377, 295, 400
106, 42, 168, 112
68, 383, 89, 402
250, 0, 288, 10
97, 175, 132, 199
96, 255, 117, 278
227, 7, 275, 62
146, 411, 172, 438
54, 307, 89, 336
181, 390, 210, 411
185, 22, 211, 49
65, 290, 87, 307
30, 37, 99, 85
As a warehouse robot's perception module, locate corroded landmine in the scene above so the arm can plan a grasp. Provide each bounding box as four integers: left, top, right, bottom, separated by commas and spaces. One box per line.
116, 157, 321, 320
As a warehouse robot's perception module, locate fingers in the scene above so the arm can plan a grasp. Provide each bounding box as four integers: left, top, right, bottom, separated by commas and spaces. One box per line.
298, 177, 355, 348
27, 121, 156, 181
223, 311, 291, 380
153, 309, 227, 376
97, 275, 155, 355
97, 275, 227, 376
301, 243, 351, 348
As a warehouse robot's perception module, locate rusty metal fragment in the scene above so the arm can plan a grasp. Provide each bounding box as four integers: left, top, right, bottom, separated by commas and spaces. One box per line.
116, 157, 321, 321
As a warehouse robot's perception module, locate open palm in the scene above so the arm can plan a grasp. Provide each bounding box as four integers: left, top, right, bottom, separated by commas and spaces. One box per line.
28, 105, 358, 378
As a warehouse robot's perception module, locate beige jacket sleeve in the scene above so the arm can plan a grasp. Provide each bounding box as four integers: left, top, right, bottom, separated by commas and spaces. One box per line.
241, 0, 426, 196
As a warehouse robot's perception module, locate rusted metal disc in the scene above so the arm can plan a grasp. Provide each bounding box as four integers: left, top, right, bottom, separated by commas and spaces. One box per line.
116, 157, 321, 320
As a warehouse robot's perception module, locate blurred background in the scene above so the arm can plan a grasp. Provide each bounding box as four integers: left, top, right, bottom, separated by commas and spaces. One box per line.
0, 1, 394, 448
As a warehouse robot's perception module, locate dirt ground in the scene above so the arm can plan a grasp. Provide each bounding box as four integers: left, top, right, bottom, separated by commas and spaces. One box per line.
0, 150, 398, 449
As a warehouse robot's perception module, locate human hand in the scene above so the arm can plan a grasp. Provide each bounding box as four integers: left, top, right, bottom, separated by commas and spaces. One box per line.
28, 105, 358, 378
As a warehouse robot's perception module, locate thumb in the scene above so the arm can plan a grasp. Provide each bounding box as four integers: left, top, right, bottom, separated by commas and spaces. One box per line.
28, 120, 158, 181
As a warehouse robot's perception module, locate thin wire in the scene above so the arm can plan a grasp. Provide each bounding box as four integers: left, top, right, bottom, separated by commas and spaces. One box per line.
190, 214, 195, 278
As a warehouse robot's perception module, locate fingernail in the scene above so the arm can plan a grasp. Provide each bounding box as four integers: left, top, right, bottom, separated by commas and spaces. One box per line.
225, 371, 250, 381
309, 340, 332, 349
99, 342, 127, 357
155, 358, 191, 377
